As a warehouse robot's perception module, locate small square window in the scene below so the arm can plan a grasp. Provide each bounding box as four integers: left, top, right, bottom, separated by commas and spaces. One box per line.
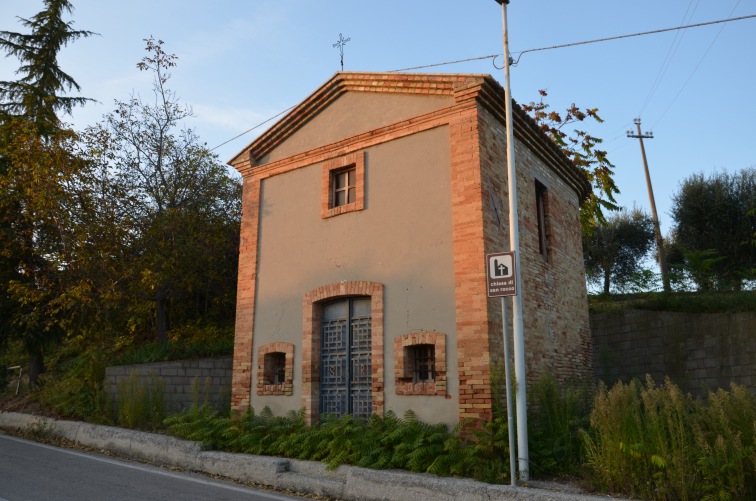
257, 342, 294, 396
394, 332, 446, 396
322, 152, 365, 218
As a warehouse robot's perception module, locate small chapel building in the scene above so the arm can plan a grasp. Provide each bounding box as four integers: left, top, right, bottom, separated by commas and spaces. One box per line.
228, 72, 592, 426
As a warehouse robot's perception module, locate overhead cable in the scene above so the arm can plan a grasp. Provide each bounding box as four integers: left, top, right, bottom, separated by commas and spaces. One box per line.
210, 13, 756, 152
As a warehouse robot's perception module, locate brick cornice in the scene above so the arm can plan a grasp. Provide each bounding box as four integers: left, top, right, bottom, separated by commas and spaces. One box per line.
236, 104, 458, 179
230, 72, 486, 167
473, 78, 592, 202
230, 71, 590, 202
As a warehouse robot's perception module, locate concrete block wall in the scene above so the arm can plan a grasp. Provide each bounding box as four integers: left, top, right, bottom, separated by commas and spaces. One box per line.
105, 357, 232, 413
591, 310, 756, 396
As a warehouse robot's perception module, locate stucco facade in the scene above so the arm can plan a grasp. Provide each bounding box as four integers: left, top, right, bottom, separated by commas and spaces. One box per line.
229, 72, 591, 426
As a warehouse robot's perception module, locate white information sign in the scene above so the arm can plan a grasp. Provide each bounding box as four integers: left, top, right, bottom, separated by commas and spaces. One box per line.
486, 251, 517, 297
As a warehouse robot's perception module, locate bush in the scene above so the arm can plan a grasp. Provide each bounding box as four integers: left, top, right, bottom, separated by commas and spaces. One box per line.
583, 376, 756, 500
111, 324, 234, 366
529, 373, 590, 476
36, 349, 112, 423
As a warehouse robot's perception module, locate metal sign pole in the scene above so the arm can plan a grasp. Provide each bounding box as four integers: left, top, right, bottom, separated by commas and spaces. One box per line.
500, 296, 517, 486
496, 0, 529, 479
486, 252, 518, 484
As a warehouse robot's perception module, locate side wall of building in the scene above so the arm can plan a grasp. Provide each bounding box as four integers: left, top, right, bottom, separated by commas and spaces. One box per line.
473, 103, 592, 412
513, 128, 593, 385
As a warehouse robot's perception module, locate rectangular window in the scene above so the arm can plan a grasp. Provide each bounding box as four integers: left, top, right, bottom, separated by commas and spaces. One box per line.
257, 342, 294, 396
264, 352, 286, 384
322, 152, 365, 218
333, 167, 356, 207
411, 344, 435, 383
535, 180, 548, 259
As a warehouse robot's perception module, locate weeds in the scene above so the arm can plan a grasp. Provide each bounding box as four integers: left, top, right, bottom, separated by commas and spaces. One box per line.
22, 419, 53, 440
583, 376, 756, 500
529, 373, 590, 476
36, 349, 112, 423
116, 371, 166, 430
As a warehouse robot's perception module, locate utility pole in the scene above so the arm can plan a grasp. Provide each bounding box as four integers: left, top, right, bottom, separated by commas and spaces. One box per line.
627, 118, 670, 292
494, 0, 529, 481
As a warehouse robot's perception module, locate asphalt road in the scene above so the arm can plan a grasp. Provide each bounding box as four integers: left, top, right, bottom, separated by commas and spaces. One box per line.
0, 434, 308, 501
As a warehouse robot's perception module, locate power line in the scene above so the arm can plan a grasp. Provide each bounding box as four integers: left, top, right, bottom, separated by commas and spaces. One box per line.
649, 0, 743, 129
388, 13, 756, 73
637, 0, 701, 117
388, 54, 499, 73
510, 13, 756, 65
209, 13, 756, 153
208, 105, 296, 152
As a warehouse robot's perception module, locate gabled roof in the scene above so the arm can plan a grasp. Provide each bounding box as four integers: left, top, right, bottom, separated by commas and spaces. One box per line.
230, 71, 590, 200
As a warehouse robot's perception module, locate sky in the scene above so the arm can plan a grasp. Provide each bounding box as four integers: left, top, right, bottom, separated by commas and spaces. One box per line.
1, 0, 755, 239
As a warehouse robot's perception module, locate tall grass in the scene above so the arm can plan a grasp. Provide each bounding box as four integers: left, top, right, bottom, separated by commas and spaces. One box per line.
583, 376, 756, 500
692, 384, 756, 500
529, 373, 590, 476
116, 371, 166, 430
160, 374, 756, 497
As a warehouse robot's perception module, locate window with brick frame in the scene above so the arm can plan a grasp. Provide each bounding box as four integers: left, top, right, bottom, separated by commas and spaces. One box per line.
394, 332, 446, 396
257, 342, 294, 396
535, 180, 549, 260
322, 152, 365, 218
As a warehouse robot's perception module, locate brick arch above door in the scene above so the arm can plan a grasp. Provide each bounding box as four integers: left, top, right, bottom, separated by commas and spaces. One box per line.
302, 281, 384, 424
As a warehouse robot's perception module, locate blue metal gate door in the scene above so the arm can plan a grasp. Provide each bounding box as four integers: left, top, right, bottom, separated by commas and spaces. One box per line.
320, 298, 372, 419
349, 298, 372, 419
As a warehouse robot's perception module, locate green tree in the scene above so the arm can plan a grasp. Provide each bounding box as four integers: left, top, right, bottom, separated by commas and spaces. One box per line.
670, 169, 756, 291
0, 0, 93, 384
0, 120, 85, 383
83, 38, 241, 344
521, 90, 620, 234
583, 207, 655, 293
0, 0, 94, 136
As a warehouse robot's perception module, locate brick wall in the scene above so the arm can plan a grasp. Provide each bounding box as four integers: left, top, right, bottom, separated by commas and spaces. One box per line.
105, 357, 232, 413
592, 310, 756, 395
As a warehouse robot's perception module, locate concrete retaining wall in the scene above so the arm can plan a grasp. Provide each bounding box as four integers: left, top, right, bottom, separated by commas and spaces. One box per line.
105, 357, 232, 413
591, 310, 756, 395
0, 411, 616, 501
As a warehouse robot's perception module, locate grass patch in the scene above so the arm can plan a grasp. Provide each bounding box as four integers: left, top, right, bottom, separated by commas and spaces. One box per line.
110, 339, 233, 366
589, 291, 756, 314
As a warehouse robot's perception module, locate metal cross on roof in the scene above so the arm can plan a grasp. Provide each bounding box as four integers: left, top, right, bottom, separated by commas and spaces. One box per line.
333, 33, 350, 71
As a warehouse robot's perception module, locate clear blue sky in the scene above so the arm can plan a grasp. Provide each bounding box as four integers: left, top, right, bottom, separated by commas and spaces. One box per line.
2, 0, 754, 238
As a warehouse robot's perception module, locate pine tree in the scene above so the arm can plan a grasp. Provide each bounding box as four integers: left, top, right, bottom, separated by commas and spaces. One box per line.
0, 0, 94, 135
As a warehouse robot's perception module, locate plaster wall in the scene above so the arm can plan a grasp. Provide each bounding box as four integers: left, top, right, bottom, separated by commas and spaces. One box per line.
265, 93, 454, 163
252, 126, 459, 425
